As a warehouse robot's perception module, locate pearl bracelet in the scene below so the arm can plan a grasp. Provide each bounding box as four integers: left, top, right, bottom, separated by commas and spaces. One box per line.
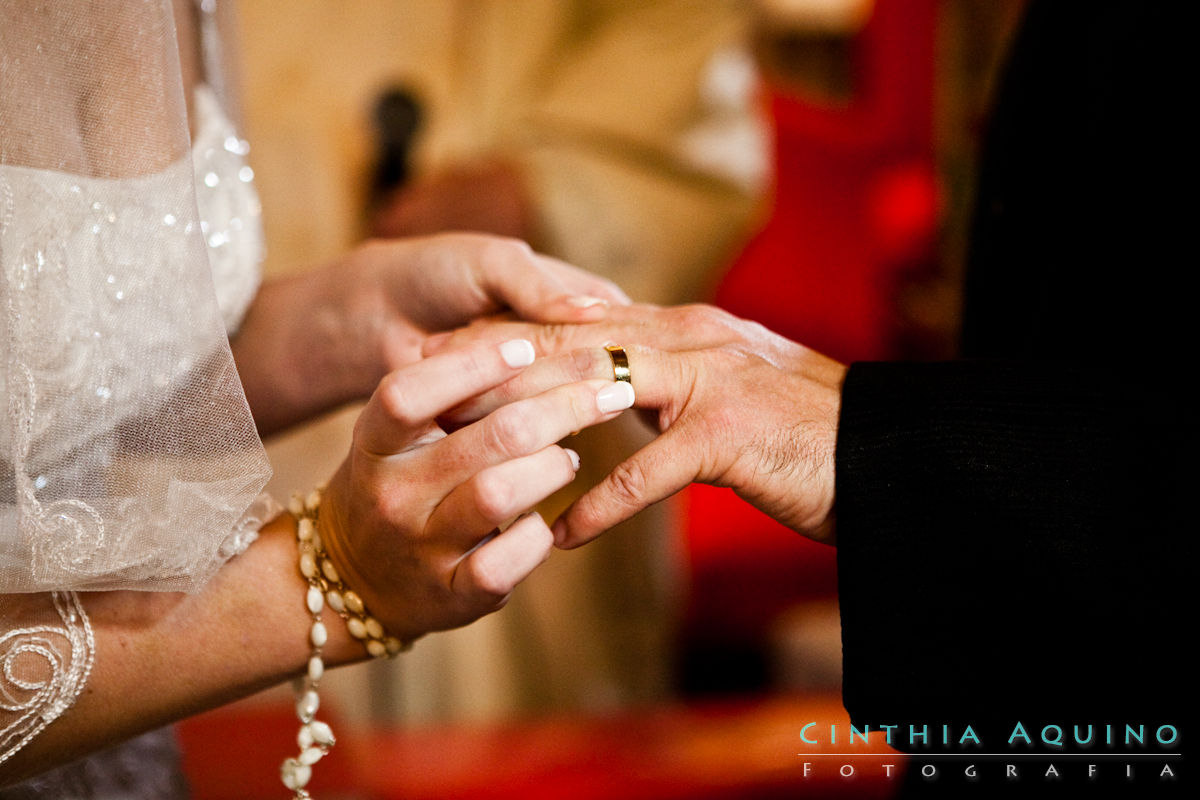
290, 487, 408, 658
281, 487, 409, 797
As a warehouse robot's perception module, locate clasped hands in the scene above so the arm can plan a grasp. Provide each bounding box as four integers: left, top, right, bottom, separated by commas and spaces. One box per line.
299, 235, 843, 651
425, 303, 845, 548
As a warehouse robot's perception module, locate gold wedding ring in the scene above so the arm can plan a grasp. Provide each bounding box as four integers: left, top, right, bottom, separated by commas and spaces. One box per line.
604, 344, 631, 384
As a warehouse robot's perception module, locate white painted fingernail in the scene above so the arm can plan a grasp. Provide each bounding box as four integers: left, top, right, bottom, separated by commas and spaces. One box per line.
499, 339, 536, 368
564, 448, 581, 471
596, 381, 635, 413
567, 295, 607, 308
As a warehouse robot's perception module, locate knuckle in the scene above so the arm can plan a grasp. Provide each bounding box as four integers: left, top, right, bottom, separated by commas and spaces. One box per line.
378, 373, 423, 427
568, 346, 610, 381
484, 405, 539, 459
363, 478, 393, 520
472, 472, 515, 522
674, 303, 735, 341
369, 477, 417, 531
739, 317, 773, 341
466, 558, 513, 602
606, 459, 649, 509
529, 519, 555, 555
535, 324, 573, 357
457, 346, 498, 383
674, 303, 714, 326
571, 501, 602, 533
479, 236, 534, 267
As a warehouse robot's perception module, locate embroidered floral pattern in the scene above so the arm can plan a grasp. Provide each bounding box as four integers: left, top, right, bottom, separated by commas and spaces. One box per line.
0, 592, 94, 768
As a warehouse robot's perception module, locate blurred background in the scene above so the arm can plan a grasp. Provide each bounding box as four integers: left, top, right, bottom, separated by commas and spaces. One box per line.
179, 1, 1027, 797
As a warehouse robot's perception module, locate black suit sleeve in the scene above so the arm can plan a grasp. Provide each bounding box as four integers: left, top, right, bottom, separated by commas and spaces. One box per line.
835, 359, 1185, 731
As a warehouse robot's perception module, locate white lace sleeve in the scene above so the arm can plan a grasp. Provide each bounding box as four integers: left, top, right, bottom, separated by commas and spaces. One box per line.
0, 161, 271, 594
1, 0, 274, 775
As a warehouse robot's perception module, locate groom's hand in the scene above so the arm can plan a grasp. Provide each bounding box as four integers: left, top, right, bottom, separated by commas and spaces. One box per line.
426, 303, 846, 546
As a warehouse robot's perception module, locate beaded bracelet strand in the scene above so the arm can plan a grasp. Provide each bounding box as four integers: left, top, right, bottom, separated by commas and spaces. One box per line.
281, 486, 409, 797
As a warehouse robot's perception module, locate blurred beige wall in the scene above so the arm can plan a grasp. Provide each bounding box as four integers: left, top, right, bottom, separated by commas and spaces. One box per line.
236, 1, 448, 277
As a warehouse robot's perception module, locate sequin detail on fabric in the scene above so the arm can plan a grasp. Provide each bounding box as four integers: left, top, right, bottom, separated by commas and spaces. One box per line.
0, 159, 271, 593
191, 84, 264, 334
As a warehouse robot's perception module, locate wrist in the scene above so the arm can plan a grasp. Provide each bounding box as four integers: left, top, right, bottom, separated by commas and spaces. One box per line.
814, 363, 846, 544
290, 487, 412, 658
296, 263, 392, 406
257, 512, 365, 671
245, 265, 395, 432
807, 365, 844, 545
768, 357, 843, 544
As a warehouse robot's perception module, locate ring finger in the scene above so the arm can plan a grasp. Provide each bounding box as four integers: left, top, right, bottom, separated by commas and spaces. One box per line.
443, 346, 641, 426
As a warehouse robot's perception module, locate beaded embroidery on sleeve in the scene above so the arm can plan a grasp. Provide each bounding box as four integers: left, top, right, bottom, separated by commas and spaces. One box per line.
0, 592, 94, 768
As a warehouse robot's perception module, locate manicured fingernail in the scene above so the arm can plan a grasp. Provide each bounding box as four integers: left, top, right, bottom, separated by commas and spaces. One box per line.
551, 518, 569, 546
564, 448, 581, 471
499, 339, 536, 368
567, 295, 608, 309
596, 381, 635, 413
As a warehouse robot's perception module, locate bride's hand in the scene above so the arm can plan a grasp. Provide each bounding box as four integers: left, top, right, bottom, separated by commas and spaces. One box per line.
314, 337, 636, 643
352, 233, 631, 365
234, 233, 630, 434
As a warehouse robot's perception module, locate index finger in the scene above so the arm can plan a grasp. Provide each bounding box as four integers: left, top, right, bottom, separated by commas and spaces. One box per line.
356, 338, 536, 455
552, 428, 698, 549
